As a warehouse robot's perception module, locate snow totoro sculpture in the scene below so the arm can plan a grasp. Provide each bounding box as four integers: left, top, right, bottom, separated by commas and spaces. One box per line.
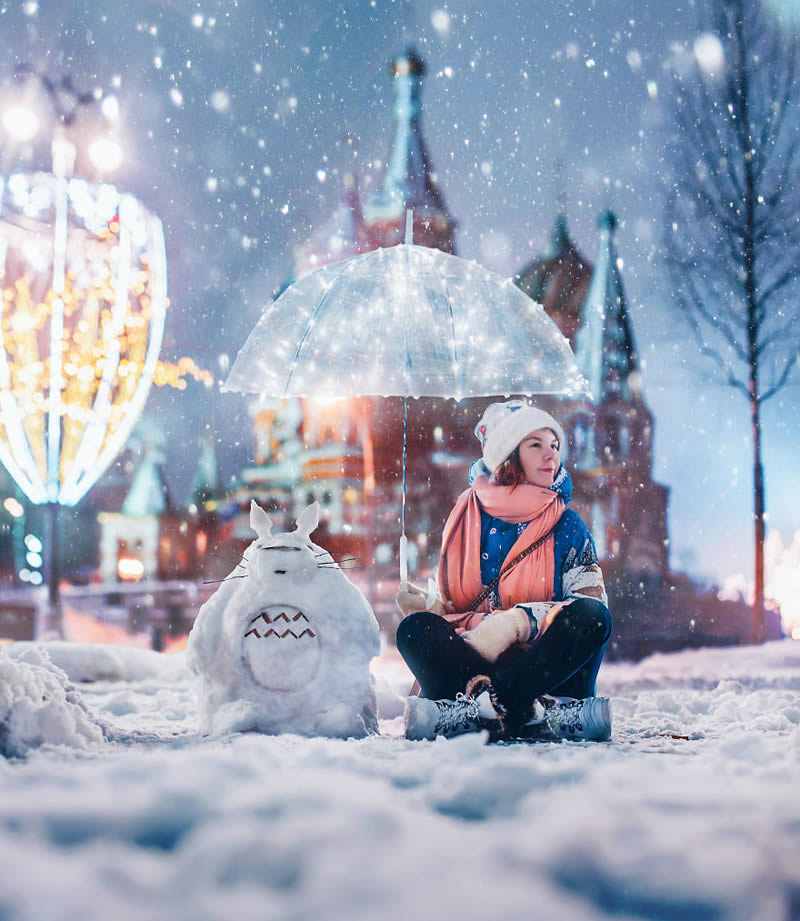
187, 500, 380, 738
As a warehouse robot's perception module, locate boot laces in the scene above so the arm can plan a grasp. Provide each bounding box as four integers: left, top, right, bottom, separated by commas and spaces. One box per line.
546, 698, 584, 735
433, 692, 481, 736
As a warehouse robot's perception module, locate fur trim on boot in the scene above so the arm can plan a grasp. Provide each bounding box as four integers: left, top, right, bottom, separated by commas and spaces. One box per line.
465, 674, 507, 742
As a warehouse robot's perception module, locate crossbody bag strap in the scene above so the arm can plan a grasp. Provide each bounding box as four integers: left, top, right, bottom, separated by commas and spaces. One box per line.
468, 521, 559, 612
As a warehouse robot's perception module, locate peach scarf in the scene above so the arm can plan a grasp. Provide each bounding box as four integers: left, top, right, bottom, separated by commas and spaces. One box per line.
438, 475, 565, 621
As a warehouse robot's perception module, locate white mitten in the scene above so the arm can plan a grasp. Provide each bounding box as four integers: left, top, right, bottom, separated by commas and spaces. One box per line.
395, 580, 446, 618
395, 585, 428, 617
462, 607, 532, 663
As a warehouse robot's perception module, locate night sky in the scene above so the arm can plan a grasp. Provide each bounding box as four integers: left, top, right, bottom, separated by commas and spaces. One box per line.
2, 0, 798, 594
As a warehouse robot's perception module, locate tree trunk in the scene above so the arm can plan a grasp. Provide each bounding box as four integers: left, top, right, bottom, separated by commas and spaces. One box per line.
750, 392, 766, 643
735, 9, 767, 644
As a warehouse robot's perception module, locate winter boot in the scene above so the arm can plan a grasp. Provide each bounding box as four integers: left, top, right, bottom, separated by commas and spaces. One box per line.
404, 676, 505, 741
518, 696, 612, 742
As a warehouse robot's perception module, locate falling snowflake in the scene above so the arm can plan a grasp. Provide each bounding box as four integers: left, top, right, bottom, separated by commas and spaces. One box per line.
431, 9, 451, 36
210, 90, 231, 113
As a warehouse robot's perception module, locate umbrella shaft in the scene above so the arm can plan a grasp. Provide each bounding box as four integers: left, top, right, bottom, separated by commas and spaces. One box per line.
402, 395, 407, 536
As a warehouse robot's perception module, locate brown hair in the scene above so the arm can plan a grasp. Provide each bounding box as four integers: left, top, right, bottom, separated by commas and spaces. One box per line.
493, 446, 526, 487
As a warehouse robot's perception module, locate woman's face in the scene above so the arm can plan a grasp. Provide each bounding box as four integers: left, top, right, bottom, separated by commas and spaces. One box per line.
518, 427, 560, 487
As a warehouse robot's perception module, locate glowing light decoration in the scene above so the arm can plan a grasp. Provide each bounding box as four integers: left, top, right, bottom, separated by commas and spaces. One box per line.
0, 170, 170, 506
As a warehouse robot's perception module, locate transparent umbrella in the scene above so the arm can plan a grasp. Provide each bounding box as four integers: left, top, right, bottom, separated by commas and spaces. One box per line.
224, 216, 588, 583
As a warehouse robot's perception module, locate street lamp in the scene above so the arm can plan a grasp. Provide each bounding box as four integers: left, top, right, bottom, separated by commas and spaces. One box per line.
0, 69, 166, 635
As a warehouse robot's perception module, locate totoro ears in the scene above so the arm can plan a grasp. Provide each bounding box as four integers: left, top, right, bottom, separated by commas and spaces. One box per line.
294, 502, 320, 540
249, 500, 319, 541
249, 500, 273, 540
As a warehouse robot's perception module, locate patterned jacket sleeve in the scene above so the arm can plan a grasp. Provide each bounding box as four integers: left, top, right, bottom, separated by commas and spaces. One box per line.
560, 537, 608, 605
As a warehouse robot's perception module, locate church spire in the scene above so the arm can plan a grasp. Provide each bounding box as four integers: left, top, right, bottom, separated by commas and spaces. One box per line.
187, 432, 223, 511
121, 442, 172, 516
574, 211, 640, 405
514, 212, 591, 346
294, 172, 368, 278
363, 47, 456, 252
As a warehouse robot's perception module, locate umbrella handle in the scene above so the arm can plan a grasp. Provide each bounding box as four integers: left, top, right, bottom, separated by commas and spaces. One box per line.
399, 534, 408, 589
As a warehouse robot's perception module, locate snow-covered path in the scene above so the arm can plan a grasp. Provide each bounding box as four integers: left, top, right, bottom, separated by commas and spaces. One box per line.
1, 641, 799, 921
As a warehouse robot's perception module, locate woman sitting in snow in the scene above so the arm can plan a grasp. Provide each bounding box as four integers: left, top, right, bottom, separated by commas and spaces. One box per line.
395, 400, 613, 742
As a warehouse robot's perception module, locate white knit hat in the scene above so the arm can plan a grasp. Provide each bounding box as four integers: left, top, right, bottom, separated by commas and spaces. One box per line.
474, 400, 566, 473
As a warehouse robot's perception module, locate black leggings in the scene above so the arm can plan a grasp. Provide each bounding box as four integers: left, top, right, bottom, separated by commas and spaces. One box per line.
396, 598, 612, 725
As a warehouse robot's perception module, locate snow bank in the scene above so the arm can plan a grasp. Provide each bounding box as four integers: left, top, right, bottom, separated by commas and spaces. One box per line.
599, 639, 800, 695
0, 646, 104, 758
5, 641, 188, 683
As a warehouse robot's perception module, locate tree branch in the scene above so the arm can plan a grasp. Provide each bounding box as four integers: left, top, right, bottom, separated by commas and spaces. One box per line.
760, 349, 799, 402
758, 265, 800, 307
757, 321, 797, 358
672, 253, 750, 364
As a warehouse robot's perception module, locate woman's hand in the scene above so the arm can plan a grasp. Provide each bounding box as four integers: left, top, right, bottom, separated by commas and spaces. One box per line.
462, 607, 532, 663
395, 583, 445, 618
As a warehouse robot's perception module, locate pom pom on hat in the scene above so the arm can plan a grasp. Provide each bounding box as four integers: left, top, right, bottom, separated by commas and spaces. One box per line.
474, 400, 566, 473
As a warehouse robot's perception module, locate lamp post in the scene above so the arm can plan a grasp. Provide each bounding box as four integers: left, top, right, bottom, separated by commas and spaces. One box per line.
0, 70, 166, 636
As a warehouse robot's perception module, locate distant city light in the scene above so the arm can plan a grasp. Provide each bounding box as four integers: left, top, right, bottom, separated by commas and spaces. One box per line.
87, 136, 124, 172
3, 497, 24, 518
2, 105, 40, 142
25, 551, 43, 568
118, 557, 145, 581
24, 534, 43, 553
719, 528, 800, 639
19, 568, 42, 585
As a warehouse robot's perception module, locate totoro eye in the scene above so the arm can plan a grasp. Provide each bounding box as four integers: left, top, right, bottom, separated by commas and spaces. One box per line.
274, 569, 287, 575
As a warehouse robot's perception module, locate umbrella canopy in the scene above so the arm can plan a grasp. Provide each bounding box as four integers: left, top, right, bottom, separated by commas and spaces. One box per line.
223, 243, 588, 400
223, 237, 589, 587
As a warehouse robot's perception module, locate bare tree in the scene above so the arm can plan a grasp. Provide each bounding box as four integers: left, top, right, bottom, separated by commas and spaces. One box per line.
664, 0, 800, 643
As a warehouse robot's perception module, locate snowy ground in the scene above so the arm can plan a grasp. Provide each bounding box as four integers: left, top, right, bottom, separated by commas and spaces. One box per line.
1, 639, 799, 921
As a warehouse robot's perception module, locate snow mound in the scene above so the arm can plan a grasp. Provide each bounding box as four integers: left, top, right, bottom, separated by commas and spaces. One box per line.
5, 641, 188, 684
0, 646, 104, 758
600, 639, 800, 695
